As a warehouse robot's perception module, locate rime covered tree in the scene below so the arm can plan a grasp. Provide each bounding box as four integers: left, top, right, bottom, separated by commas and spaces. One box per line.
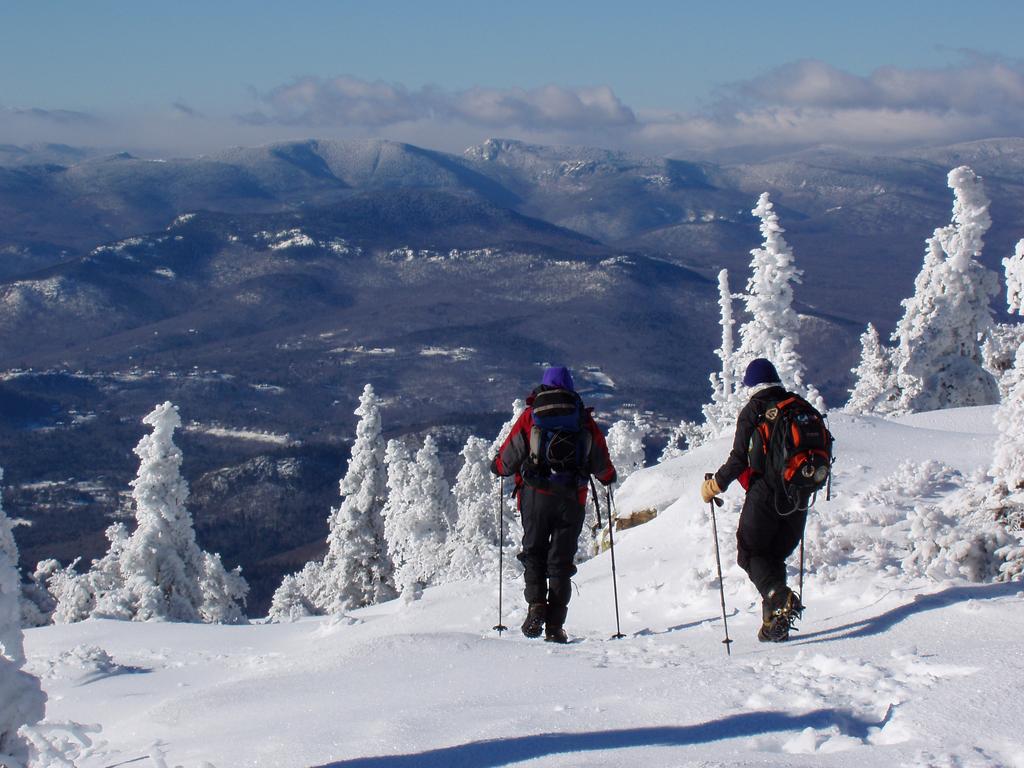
268, 572, 315, 622
53, 403, 248, 624
383, 437, 451, 600
891, 167, 1000, 413
123, 403, 247, 623
606, 415, 646, 483
490, 398, 526, 456
312, 384, 394, 612
991, 238, 1024, 505
702, 268, 746, 438
0, 467, 46, 767
271, 384, 394, 618
658, 420, 704, 463
736, 193, 808, 394
1006, 239, 1024, 314
51, 523, 134, 623
447, 436, 502, 582
489, 398, 525, 546
847, 323, 898, 414
985, 240, 1024, 393
381, 439, 415, 595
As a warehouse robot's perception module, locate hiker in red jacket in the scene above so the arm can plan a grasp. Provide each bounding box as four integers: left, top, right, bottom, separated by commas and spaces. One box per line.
491, 366, 616, 643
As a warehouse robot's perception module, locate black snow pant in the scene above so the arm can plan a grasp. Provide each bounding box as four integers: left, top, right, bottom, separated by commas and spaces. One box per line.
517, 482, 586, 627
736, 478, 808, 599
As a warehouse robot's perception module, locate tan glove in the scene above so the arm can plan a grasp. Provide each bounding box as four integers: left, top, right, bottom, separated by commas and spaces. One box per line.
701, 476, 722, 503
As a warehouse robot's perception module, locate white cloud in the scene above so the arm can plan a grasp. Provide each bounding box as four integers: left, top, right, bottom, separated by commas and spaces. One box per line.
3, 55, 1022, 158
244, 77, 636, 131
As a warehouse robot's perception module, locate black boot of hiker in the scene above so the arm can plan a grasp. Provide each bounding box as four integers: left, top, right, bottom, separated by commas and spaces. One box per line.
757, 586, 801, 643
522, 602, 546, 638
544, 603, 569, 644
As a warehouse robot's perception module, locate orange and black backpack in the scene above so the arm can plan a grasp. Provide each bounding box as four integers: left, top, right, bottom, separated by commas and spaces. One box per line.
750, 394, 833, 513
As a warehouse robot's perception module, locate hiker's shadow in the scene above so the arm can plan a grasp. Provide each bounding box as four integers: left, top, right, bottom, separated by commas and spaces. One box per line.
316, 707, 891, 768
793, 581, 1020, 646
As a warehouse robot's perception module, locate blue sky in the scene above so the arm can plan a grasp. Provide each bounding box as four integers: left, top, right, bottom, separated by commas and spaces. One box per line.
2, 1, 1023, 155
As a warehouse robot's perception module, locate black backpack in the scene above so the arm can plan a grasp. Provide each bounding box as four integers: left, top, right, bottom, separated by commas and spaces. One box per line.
752, 394, 833, 512
526, 388, 592, 483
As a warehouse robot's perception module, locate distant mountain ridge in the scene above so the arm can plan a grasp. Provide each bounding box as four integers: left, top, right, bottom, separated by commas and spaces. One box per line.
2, 135, 1022, 614
4, 136, 1022, 323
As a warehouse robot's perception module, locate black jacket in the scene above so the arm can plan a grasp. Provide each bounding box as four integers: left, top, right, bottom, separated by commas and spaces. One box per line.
713, 385, 788, 491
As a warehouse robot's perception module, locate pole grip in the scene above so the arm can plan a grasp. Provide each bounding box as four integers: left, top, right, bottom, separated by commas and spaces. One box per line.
704, 473, 724, 507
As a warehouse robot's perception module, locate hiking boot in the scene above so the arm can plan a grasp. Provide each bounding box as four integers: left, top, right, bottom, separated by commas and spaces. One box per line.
757, 587, 802, 643
521, 603, 546, 638
544, 625, 568, 644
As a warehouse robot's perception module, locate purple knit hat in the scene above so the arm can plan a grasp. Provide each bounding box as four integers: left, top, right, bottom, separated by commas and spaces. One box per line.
541, 365, 575, 391
742, 358, 781, 387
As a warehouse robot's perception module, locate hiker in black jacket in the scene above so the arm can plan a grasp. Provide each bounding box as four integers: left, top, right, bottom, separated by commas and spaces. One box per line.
491, 366, 616, 644
701, 358, 808, 642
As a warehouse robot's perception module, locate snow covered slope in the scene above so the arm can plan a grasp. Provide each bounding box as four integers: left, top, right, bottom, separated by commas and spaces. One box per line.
24, 407, 1024, 767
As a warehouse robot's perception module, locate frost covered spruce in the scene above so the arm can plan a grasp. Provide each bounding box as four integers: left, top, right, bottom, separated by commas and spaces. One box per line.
990, 237, 1024, 530
384, 435, 452, 600
846, 323, 898, 414
737, 194, 812, 399
0, 467, 46, 768
606, 415, 647, 483
663, 197, 823, 455
50, 402, 248, 624
271, 384, 394, 620
700, 268, 744, 439
889, 166, 1000, 413
447, 436, 506, 582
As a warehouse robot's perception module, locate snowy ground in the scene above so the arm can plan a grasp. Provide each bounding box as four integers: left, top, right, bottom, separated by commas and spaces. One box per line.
24, 407, 1024, 768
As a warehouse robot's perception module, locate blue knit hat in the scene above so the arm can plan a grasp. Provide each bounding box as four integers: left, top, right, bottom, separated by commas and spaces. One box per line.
742, 358, 781, 387
541, 365, 575, 391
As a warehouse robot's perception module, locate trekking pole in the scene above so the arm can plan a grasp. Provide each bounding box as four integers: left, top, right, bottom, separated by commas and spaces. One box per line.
798, 533, 805, 613
605, 484, 626, 640
704, 473, 733, 656
493, 478, 508, 635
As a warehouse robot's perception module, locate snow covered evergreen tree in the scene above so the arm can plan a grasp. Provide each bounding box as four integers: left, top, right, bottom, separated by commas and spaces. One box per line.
736, 194, 808, 394
489, 398, 525, 547
20, 559, 58, 628
606, 415, 646, 483
991, 238, 1024, 505
891, 167, 1000, 413
490, 398, 526, 456
122, 403, 247, 623
271, 384, 394, 618
80, 523, 133, 621
1005, 238, 1024, 316
658, 420, 703, 462
984, 239, 1024, 395
447, 436, 502, 582
311, 384, 394, 612
698, 269, 746, 438
847, 323, 898, 414
0, 467, 46, 767
381, 439, 416, 596
390, 436, 451, 599
52, 403, 248, 624
267, 572, 315, 622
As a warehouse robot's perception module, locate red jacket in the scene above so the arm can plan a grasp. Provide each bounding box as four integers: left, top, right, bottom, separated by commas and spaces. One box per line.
492, 390, 617, 506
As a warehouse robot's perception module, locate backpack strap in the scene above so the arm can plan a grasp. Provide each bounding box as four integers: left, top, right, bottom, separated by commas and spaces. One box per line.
528, 425, 543, 468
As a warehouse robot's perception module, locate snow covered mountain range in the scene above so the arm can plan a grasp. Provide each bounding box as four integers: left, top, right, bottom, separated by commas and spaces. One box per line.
2, 136, 1023, 613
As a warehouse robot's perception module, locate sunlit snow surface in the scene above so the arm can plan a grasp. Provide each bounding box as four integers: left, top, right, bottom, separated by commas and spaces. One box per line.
24, 407, 1024, 768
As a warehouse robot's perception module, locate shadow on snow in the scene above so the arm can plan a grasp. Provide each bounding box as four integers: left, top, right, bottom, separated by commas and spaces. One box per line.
315, 707, 889, 768
633, 610, 738, 638
793, 581, 1020, 646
